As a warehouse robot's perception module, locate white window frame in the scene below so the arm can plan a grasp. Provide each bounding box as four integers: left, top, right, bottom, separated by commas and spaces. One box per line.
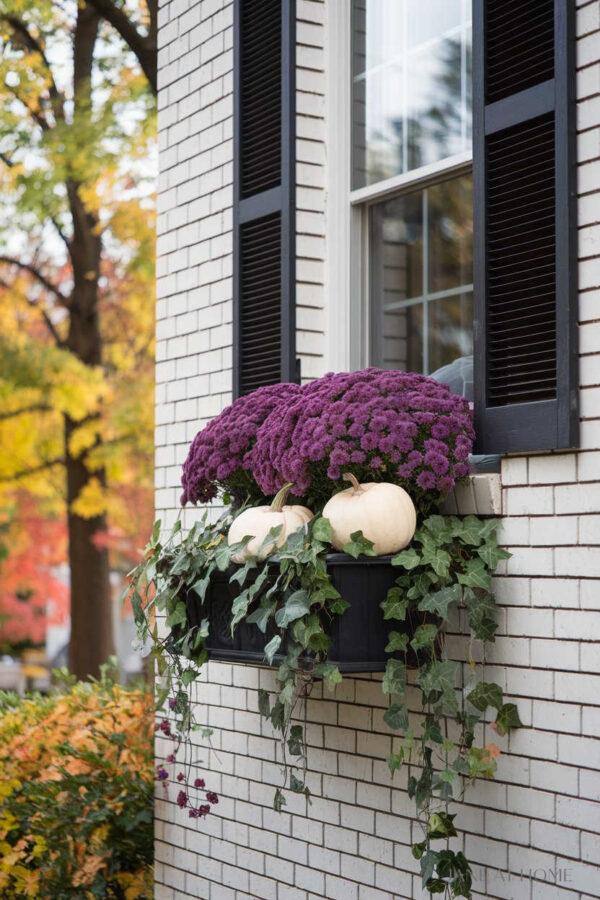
325, 0, 473, 374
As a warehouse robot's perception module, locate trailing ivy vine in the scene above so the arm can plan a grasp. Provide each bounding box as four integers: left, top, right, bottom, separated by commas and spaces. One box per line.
129, 511, 520, 899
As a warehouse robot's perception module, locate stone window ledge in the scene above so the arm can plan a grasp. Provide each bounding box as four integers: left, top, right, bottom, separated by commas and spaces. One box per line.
442, 474, 502, 517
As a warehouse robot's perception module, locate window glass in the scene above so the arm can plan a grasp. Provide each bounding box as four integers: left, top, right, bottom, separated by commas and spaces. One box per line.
370, 174, 473, 397
352, 0, 472, 188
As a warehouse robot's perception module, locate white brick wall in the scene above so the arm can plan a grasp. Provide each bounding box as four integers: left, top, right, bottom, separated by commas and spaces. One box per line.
155, 1, 600, 897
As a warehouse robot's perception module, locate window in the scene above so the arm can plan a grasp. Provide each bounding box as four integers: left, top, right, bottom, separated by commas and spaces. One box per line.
352, 0, 472, 189
351, 0, 474, 400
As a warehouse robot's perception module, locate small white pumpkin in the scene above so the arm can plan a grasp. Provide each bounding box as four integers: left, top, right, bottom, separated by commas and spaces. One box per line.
323, 473, 416, 556
228, 482, 313, 563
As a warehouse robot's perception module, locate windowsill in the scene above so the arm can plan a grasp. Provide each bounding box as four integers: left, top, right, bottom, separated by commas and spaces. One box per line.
441, 473, 502, 517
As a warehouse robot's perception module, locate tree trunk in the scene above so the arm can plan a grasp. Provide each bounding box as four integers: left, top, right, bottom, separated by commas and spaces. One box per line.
65, 3, 114, 678
65, 421, 113, 678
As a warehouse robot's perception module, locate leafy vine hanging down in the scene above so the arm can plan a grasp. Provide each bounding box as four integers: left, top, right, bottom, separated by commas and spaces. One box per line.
129, 506, 520, 899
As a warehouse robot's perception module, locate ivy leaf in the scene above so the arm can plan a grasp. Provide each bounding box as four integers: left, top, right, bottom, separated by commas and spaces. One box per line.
453, 514, 485, 546
427, 812, 458, 840
315, 662, 342, 690
292, 614, 323, 649
258, 524, 284, 556
477, 541, 511, 569
342, 530, 377, 559
391, 547, 421, 569
270, 700, 286, 730
264, 634, 282, 665
418, 584, 461, 618
246, 601, 276, 633
381, 587, 408, 621
383, 703, 409, 732
181, 667, 199, 687
387, 749, 404, 775
287, 725, 304, 756
274, 589, 311, 628
495, 702, 523, 736
420, 849, 439, 888
273, 788, 286, 812
407, 572, 435, 600
467, 681, 503, 713
165, 601, 187, 629
421, 546, 451, 579
458, 558, 492, 591
311, 516, 333, 543
382, 658, 406, 696
214, 540, 234, 572
257, 689, 270, 718
423, 515, 453, 541
410, 623, 439, 651
423, 716, 444, 744
230, 560, 256, 587
418, 660, 459, 714
191, 572, 212, 602
385, 631, 409, 654
289, 773, 305, 793
464, 589, 498, 641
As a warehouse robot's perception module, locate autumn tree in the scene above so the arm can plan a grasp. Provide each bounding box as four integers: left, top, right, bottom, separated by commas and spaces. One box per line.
0, 1, 155, 677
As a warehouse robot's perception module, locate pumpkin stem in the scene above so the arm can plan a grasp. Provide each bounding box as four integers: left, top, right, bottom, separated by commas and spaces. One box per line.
342, 472, 362, 493
271, 482, 294, 512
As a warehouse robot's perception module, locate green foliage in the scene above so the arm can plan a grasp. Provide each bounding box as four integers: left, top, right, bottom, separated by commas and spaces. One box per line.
129, 511, 518, 900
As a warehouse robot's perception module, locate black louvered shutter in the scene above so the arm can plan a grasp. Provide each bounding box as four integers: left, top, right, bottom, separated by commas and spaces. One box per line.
233, 0, 296, 397
473, 0, 577, 453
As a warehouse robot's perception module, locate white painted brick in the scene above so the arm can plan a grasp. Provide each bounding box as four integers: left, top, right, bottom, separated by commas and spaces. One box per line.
505, 486, 554, 516
529, 454, 577, 484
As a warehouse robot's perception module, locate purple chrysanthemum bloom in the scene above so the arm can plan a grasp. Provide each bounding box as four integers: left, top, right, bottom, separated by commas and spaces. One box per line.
206, 791, 219, 804
180, 382, 302, 505
177, 790, 188, 808
250, 368, 474, 513
156, 767, 169, 781
194, 778, 205, 789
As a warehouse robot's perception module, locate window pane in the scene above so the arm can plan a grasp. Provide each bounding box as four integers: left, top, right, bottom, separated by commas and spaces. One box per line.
428, 177, 473, 293
369, 173, 473, 388
353, 0, 472, 189
428, 292, 473, 374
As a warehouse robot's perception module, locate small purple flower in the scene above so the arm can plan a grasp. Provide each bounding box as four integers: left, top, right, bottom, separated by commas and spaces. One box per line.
206, 791, 219, 805
156, 767, 169, 781
166, 753, 176, 764
168, 698, 177, 710
194, 778, 206, 789
177, 791, 188, 808
177, 772, 185, 782
158, 720, 171, 737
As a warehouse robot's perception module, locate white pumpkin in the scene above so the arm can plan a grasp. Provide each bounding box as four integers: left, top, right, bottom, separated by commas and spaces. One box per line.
228, 482, 313, 563
322, 473, 416, 556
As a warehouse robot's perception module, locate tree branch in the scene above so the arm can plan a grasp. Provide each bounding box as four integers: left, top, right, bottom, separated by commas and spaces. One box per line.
0, 457, 65, 483
1, 14, 64, 120
86, 0, 157, 94
0, 404, 51, 421
25, 297, 66, 347
0, 255, 67, 304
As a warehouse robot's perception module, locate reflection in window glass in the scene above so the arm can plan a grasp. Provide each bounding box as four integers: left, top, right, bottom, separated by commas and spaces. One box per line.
352, 0, 472, 188
370, 174, 473, 396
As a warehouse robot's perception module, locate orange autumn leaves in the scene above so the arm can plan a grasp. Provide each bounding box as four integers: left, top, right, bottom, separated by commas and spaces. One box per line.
0, 676, 153, 898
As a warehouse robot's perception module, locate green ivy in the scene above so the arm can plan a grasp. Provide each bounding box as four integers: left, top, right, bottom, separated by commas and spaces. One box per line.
128, 511, 520, 900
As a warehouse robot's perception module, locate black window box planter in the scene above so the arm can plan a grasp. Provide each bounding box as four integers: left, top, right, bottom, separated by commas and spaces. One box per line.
185, 554, 431, 673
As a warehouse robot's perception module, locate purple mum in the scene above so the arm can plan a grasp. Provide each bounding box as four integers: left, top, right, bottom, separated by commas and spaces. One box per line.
251, 369, 474, 511
181, 382, 302, 505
